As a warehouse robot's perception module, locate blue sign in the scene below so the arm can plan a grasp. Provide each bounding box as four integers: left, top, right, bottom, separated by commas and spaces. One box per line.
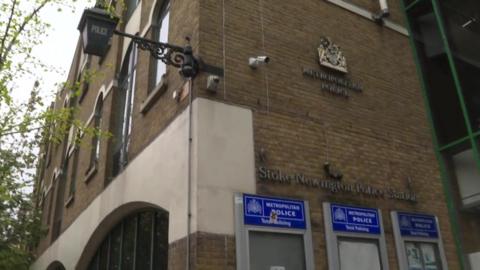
398, 212, 438, 238
331, 204, 381, 234
243, 194, 306, 229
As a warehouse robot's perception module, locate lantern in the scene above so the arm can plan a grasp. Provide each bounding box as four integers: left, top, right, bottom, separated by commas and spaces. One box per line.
77, 8, 119, 57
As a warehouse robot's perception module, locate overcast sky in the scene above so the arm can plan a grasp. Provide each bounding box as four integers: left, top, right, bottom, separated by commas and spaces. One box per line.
14, 0, 92, 103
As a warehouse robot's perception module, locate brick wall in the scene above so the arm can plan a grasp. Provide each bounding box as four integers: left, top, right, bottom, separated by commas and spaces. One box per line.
196, 0, 459, 269
167, 232, 235, 270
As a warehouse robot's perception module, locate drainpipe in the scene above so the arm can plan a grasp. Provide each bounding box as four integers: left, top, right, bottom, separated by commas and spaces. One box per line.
186, 77, 194, 270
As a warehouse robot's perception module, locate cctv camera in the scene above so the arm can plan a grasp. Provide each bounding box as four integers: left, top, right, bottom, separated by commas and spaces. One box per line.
372, 9, 389, 23
379, 0, 389, 14
256, 56, 269, 63
373, 0, 389, 23
207, 75, 220, 92
249, 56, 270, 69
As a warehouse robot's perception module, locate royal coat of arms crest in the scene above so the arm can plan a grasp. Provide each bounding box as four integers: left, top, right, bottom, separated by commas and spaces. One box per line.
318, 37, 348, 73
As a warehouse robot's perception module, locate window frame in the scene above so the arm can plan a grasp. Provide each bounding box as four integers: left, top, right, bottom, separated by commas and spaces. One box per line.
112, 44, 138, 177
234, 193, 315, 270
322, 202, 390, 270
148, 0, 171, 94
78, 56, 92, 104
89, 96, 104, 171
390, 211, 448, 270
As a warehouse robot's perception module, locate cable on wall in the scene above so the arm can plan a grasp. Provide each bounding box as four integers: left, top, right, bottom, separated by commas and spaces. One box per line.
258, 0, 270, 112
222, 0, 227, 99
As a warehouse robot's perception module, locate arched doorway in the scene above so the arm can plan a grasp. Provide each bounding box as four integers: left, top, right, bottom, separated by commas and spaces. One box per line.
46, 261, 66, 270
80, 205, 169, 270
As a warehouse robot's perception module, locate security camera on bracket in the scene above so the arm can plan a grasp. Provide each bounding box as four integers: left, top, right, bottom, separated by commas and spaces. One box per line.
206, 75, 220, 92
372, 0, 390, 24
248, 56, 270, 69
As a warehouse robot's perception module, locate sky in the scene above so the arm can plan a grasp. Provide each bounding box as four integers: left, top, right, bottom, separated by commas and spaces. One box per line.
13, 0, 92, 103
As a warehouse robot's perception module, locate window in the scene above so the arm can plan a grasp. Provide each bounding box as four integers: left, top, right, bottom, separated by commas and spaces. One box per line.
45, 103, 55, 167
87, 209, 169, 270
52, 95, 76, 240
39, 187, 46, 208
46, 261, 66, 270
66, 126, 75, 154
112, 45, 137, 177
323, 203, 389, 270
89, 96, 103, 170
338, 238, 382, 270
249, 231, 306, 270
46, 182, 55, 226
109, 225, 122, 270
235, 194, 315, 270
67, 131, 81, 201
122, 216, 136, 270
149, 0, 170, 92
405, 242, 442, 270
78, 56, 92, 103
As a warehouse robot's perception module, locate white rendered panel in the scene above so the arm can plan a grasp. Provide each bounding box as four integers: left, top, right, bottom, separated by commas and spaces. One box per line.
468, 252, 480, 270
194, 99, 256, 235
452, 149, 480, 207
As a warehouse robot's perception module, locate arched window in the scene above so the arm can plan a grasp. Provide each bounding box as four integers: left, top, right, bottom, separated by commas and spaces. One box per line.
149, 0, 170, 92
67, 127, 80, 201
87, 209, 169, 270
46, 261, 66, 270
52, 96, 77, 240
89, 96, 103, 169
78, 55, 92, 103
112, 44, 137, 177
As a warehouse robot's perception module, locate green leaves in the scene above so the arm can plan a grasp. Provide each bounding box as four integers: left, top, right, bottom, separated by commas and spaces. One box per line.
0, 1, 86, 268
0, 1, 115, 267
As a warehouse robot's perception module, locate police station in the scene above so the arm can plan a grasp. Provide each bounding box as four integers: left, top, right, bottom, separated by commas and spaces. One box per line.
31, 0, 480, 269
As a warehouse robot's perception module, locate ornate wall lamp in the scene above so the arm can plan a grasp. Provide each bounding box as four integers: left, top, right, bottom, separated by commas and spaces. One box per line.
77, 7, 197, 78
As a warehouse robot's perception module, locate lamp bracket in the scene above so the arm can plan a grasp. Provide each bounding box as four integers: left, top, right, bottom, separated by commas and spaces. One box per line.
113, 30, 188, 68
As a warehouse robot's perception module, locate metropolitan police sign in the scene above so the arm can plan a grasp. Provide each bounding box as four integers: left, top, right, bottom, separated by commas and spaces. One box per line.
398, 212, 439, 238
331, 204, 381, 234
243, 194, 306, 229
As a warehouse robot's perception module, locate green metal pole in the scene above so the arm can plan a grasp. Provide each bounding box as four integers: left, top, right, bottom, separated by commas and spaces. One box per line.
438, 136, 470, 152
405, 0, 424, 11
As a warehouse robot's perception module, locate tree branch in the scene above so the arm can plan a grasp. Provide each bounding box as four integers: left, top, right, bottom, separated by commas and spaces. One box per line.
0, 126, 43, 137
0, 0, 18, 69
2, 0, 51, 71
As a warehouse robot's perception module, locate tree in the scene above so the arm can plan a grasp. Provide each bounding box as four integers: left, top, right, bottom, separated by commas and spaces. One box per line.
0, 1, 98, 268
0, 1, 66, 268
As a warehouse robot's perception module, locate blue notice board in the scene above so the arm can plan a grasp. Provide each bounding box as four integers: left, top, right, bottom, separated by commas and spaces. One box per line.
398, 212, 438, 238
243, 194, 306, 229
331, 204, 381, 234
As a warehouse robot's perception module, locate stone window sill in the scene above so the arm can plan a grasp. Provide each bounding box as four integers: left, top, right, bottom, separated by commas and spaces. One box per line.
84, 163, 97, 184
64, 194, 74, 208
140, 77, 168, 114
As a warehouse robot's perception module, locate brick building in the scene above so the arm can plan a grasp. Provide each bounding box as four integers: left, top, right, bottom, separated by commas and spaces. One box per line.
30, 0, 479, 269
